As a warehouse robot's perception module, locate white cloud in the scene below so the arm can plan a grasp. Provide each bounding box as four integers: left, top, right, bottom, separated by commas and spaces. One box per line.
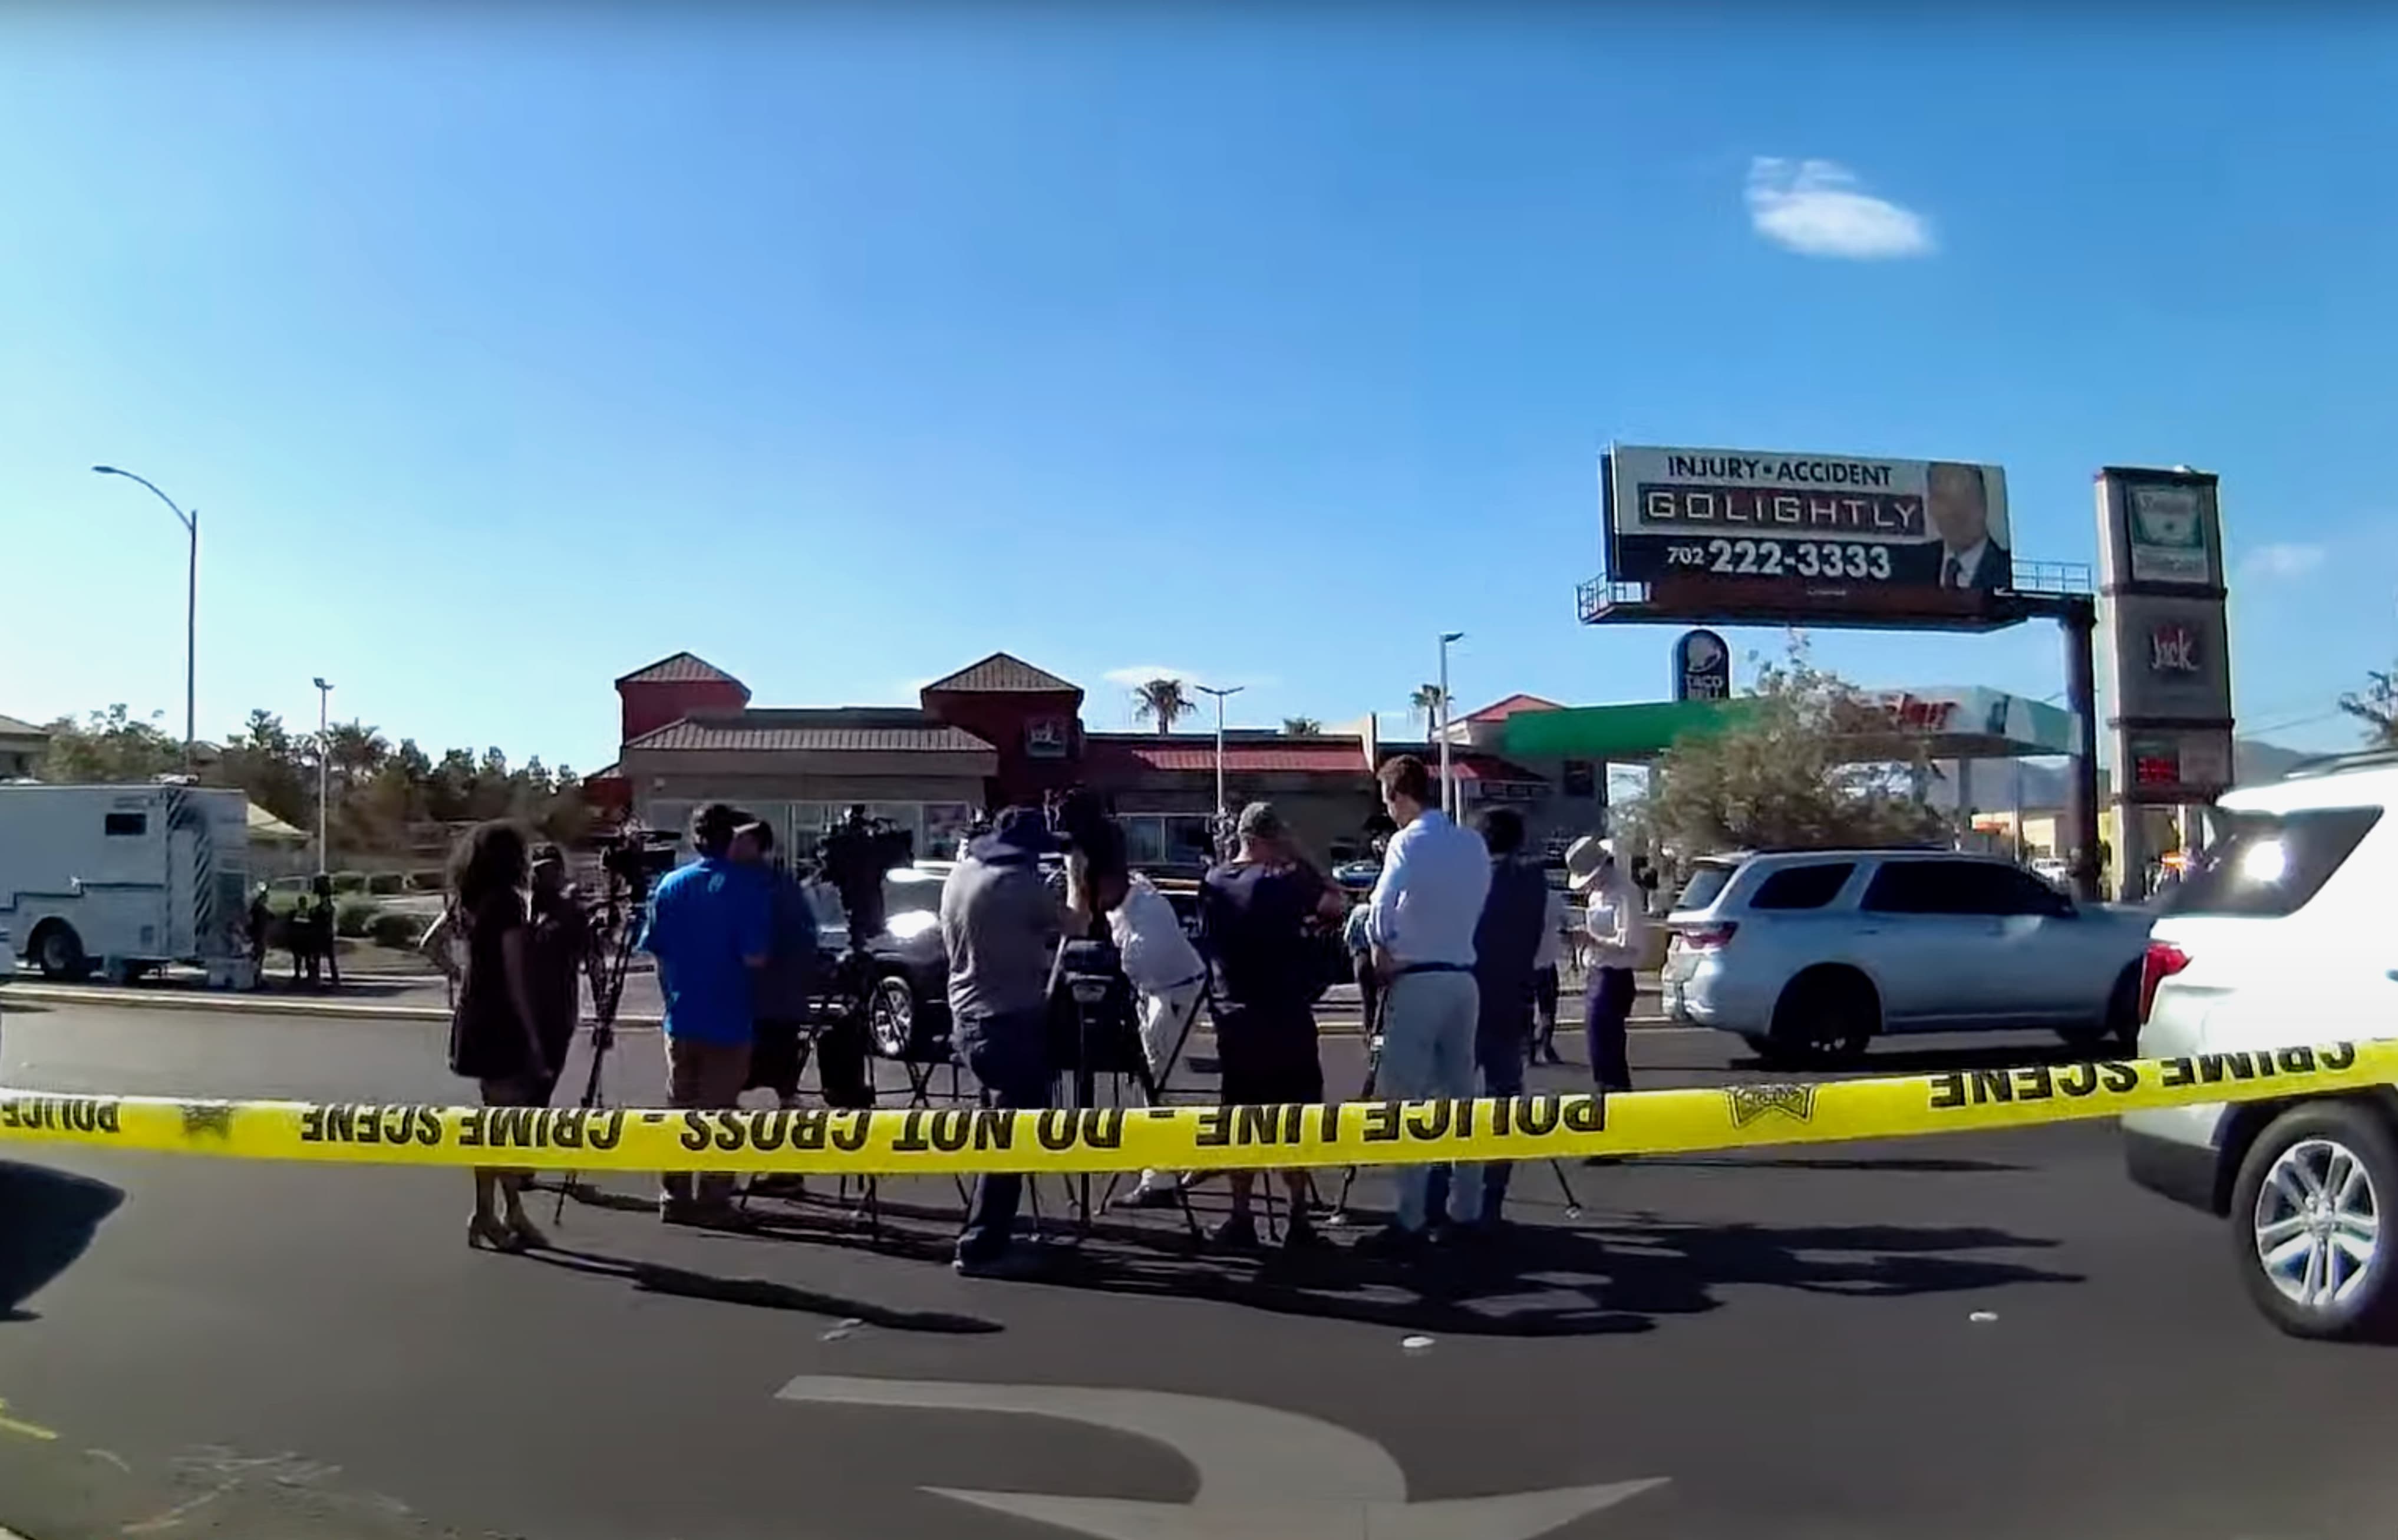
1103, 665, 1211, 690
2242, 542, 2325, 581
1745, 158, 1935, 260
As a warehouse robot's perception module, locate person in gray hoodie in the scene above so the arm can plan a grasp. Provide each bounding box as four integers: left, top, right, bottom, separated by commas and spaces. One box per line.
733, 819, 823, 1199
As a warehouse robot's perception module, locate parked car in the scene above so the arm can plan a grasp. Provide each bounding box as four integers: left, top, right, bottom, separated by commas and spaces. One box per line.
808, 864, 950, 1059
1660, 847, 2155, 1064
2122, 750, 2398, 1340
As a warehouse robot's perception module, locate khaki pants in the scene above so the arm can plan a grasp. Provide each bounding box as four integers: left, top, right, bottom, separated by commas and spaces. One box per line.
662, 1036, 753, 1209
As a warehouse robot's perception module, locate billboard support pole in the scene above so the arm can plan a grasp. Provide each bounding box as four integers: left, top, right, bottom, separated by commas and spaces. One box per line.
2061, 597, 2102, 903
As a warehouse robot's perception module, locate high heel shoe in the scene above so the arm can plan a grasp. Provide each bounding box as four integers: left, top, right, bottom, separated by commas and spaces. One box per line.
467, 1215, 518, 1251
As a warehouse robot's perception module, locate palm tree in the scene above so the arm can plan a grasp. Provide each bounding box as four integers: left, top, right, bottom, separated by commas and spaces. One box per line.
1132, 678, 1192, 735
1281, 717, 1323, 736
1409, 684, 1447, 741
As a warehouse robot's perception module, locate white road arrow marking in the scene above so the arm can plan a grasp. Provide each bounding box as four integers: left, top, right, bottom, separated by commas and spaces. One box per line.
777, 1374, 1667, 1540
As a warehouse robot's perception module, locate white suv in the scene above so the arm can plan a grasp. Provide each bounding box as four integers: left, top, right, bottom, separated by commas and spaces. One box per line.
2122, 750, 2398, 1340
1661, 848, 2155, 1064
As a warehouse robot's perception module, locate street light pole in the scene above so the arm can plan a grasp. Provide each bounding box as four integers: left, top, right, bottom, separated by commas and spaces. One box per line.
313, 677, 334, 875
1196, 684, 1245, 822
1437, 632, 1464, 819
92, 466, 198, 773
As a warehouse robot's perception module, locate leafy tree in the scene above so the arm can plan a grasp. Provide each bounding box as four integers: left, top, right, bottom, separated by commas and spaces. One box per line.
2339, 666, 2398, 748
1132, 678, 1192, 735
1281, 717, 1323, 736
1624, 643, 1952, 859
37, 701, 593, 857
1409, 684, 1446, 740
38, 705, 184, 783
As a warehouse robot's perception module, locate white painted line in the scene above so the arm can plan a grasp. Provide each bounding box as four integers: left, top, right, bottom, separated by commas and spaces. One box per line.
776, 1375, 1667, 1539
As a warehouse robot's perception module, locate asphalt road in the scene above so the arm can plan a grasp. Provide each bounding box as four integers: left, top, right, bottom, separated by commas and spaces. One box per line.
3, 1002, 2396, 1540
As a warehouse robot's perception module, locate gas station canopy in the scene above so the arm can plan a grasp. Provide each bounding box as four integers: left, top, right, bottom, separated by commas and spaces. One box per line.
1497, 687, 2076, 764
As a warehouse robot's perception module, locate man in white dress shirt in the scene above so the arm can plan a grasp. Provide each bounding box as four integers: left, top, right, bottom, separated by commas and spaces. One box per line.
1356, 754, 1491, 1256
1927, 461, 2011, 592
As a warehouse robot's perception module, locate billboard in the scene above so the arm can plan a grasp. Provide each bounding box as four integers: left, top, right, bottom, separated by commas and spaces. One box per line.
2095, 466, 2232, 810
2096, 467, 2222, 591
1604, 445, 2012, 603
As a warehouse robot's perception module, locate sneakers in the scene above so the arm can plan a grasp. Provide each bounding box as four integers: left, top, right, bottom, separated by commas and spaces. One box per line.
1208, 1213, 1262, 1251
1350, 1223, 1425, 1259
952, 1245, 1046, 1280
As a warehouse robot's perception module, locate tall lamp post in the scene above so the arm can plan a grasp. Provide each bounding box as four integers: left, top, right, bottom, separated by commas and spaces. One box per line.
1196, 684, 1245, 822
1437, 631, 1464, 818
92, 466, 198, 773
312, 677, 334, 875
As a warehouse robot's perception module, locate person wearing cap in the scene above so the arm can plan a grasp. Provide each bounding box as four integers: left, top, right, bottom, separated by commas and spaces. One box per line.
941, 805, 1069, 1276
1567, 835, 1647, 1095
1196, 800, 1349, 1250
1357, 756, 1492, 1255
639, 802, 773, 1225
524, 842, 588, 1107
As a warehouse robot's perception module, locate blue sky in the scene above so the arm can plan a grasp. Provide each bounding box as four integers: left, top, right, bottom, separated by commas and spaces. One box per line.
6, 7, 2393, 773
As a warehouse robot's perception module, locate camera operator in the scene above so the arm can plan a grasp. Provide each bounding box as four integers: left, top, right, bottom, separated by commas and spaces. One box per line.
525, 843, 588, 1107
939, 805, 1067, 1277
1196, 802, 1348, 1251
728, 819, 826, 1198
1107, 863, 1208, 1208
638, 803, 771, 1227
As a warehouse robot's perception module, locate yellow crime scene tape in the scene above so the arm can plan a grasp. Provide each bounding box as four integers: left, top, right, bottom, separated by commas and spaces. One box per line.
0, 1040, 2389, 1176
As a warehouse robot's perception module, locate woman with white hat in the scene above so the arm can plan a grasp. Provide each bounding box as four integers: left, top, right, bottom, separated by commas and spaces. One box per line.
1565, 836, 1645, 1095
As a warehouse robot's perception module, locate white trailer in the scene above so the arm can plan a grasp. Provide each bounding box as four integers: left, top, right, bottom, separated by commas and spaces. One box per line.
0, 784, 255, 987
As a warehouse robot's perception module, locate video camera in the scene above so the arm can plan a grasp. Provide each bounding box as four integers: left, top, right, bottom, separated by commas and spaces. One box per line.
595, 826, 681, 901
819, 805, 912, 944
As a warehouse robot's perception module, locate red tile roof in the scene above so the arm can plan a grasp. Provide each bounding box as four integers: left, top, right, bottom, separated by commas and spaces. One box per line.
921, 652, 1080, 695
1104, 741, 1369, 774
615, 652, 746, 688
625, 710, 992, 755
1453, 752, 1547, 784
1463, 693, 1565, 723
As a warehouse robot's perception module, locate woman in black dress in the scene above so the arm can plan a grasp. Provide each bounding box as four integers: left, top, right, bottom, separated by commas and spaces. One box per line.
447, 820, 552, 1252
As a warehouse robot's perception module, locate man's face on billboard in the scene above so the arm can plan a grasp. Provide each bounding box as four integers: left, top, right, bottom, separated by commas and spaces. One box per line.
1927, 463, 1988, 550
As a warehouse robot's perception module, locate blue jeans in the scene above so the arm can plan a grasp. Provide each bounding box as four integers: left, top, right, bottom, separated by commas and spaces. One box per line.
954, 1011, 1050, 1262
1424, 1034, 1525, 1222
1377, 970, 1482, 1232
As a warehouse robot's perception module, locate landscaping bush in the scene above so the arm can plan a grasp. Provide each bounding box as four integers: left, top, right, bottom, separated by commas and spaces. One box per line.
334, 896, 381, 938
331, 871, 368, 895
366, 872, 405, 896
370, 910, 428, 949
264, 892, 305, 918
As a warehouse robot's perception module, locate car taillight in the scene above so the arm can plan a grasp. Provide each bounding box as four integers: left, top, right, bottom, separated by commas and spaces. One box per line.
1680, 922, 1739, 950
2139, 941, 2191, 1024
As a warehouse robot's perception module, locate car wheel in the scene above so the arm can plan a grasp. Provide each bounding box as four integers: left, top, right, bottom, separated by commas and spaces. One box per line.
2229, 1102, 2398, 1341
33, 924, 92, 983
1769, 968, 1878, 1066
867, 973, 918, 1057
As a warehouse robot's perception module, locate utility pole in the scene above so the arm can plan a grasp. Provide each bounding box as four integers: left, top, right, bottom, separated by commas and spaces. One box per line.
1196, 684, 1245, 822
93, 466, 198, 772
313, 678, 334, 875
1437, 632, 1465, 817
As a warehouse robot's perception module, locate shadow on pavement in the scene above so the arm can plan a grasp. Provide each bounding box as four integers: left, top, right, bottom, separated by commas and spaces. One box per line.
0, 1160, 126, 1320
519, 1244, 1003, 1334
698, 1183, 2077, 1340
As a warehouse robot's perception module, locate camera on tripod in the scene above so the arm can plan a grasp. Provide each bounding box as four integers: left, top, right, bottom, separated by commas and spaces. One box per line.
819, 806, 913, 944
596, 826, 681, 898
1048, 936, 1149, 1079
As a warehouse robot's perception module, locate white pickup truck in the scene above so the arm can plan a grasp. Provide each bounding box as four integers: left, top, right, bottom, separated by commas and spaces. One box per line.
1660, 847, 2156, 1064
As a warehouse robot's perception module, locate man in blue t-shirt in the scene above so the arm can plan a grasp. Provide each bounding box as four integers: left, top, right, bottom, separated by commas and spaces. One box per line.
638, 802, 771, 1223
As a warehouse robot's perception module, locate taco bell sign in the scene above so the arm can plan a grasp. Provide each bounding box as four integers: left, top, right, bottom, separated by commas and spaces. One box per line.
1674, 629, 1731, 701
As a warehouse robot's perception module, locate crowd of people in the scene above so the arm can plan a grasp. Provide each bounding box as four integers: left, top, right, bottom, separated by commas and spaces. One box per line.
426, 756, 1656, 1275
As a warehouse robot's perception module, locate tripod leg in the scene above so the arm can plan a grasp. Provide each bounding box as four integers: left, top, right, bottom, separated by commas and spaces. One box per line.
1549, 1159, 1584, 1217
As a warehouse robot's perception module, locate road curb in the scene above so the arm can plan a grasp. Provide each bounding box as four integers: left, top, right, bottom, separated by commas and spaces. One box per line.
0, 985, 664, 1029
